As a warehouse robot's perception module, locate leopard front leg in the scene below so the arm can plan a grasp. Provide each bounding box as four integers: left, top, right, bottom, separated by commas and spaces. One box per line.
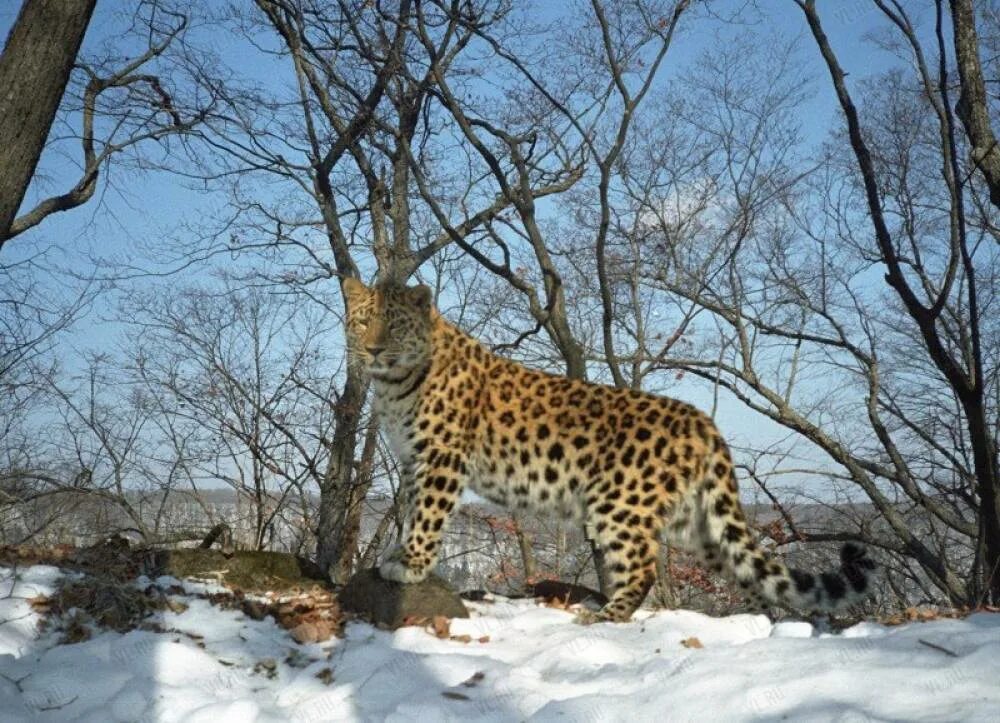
379, 445, 467, 584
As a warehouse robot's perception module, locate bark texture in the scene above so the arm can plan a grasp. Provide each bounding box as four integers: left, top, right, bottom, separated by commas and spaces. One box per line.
951, 0, 1000, 210
0, 0, 96, 245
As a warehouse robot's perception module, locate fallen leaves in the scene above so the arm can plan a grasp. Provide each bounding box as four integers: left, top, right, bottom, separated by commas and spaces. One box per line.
8, 542, 345, 644
399, 615, 490, 644
232, 587, 343, 642
879, 607, 964, 626
680, 637, 703, 649
432, 615, 451, 639
540, 594, 573, 611
32, 576, 172, 641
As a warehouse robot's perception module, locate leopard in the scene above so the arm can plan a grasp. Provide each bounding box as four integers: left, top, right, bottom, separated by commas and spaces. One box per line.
342, 278, 876, 623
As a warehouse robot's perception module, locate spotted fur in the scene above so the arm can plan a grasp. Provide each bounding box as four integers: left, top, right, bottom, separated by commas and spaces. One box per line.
343, 279, 876, 622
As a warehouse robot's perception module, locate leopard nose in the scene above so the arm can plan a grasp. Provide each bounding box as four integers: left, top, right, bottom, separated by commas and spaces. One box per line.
366, 344, 385, 358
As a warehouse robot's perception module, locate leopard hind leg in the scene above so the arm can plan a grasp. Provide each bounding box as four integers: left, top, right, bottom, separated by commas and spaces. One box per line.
581, 516, 661, 623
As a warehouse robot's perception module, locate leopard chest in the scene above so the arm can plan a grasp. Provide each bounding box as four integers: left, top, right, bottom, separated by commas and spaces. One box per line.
372, 390, 418, 464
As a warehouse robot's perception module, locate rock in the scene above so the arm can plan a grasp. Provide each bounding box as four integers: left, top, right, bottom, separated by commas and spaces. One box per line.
151, 549, 328, 592
339, 568, 469, 628
241, 599, 268, 621
460, 589, 490, 601
531, 580, 608, 607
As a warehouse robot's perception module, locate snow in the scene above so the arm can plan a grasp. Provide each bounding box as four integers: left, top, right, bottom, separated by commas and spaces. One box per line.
2, 565, 999, 722
0, 565, 63, 659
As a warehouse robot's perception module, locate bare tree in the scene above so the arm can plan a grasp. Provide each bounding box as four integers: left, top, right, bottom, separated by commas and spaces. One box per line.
793, 0, 1000, 604
124, 282, 338, 550
173, 0, 600, 581
11, 0, 990, 615
0, 0, 96, 243
1, 1, 209, 246
574, 3, 999, 606
0, 258, 95, 543
1, 0, 215, 540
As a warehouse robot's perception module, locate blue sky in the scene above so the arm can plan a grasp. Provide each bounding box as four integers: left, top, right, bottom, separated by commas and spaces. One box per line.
0, 0, 908, 271
1, 0, 923, 492
1, 0, 908, 255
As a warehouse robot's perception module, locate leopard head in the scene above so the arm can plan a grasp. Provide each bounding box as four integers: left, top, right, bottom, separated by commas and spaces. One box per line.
342, 278, 435, 378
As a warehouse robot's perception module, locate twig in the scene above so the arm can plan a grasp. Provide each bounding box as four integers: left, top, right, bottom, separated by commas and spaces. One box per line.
35, 696, 79, 712
918, 639, 959, 657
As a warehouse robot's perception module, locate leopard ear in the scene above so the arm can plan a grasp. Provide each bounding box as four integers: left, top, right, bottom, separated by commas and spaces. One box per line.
409, 284, 432, 309
342, 277, 369, 304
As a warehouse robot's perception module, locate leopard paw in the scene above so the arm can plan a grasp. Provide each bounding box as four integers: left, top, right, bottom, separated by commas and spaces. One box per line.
379, 558, 430, 584
572, 608, 606, 625
574, 605, 630, 625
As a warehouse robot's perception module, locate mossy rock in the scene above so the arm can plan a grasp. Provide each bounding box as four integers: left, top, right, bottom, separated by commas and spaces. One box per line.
339, 568, 469, 628
153, 549, 328, 592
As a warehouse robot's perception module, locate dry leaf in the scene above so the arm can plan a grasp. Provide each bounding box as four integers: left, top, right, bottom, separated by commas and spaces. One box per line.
432, 615, 451, 639
315, 667, 335, 685
541, 595, 573, 611
450, 634, 472, 644
27, 595, 51, 612
477, 635, 491, 643
680, 637, 703, 649
290, 622, 319, 644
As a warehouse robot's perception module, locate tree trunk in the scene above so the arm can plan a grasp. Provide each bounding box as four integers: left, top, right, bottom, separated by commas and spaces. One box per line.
330, 420, 380, 582
963, 398, 1000, 604
315, 368, 370, 583
655, 548, 678, 608
0, 0, 96, 246
950, 0, 1000, 212
359, 503, 397, 569
512, 512, 537, 584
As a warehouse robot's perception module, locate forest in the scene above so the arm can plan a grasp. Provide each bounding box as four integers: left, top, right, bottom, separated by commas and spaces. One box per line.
2, 0, 999, 619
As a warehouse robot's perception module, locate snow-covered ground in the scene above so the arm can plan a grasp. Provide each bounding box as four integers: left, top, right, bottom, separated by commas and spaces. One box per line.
1, 565, 998, 722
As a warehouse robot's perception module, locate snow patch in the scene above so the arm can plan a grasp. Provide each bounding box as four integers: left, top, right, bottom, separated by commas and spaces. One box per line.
1, 566, 999, 721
